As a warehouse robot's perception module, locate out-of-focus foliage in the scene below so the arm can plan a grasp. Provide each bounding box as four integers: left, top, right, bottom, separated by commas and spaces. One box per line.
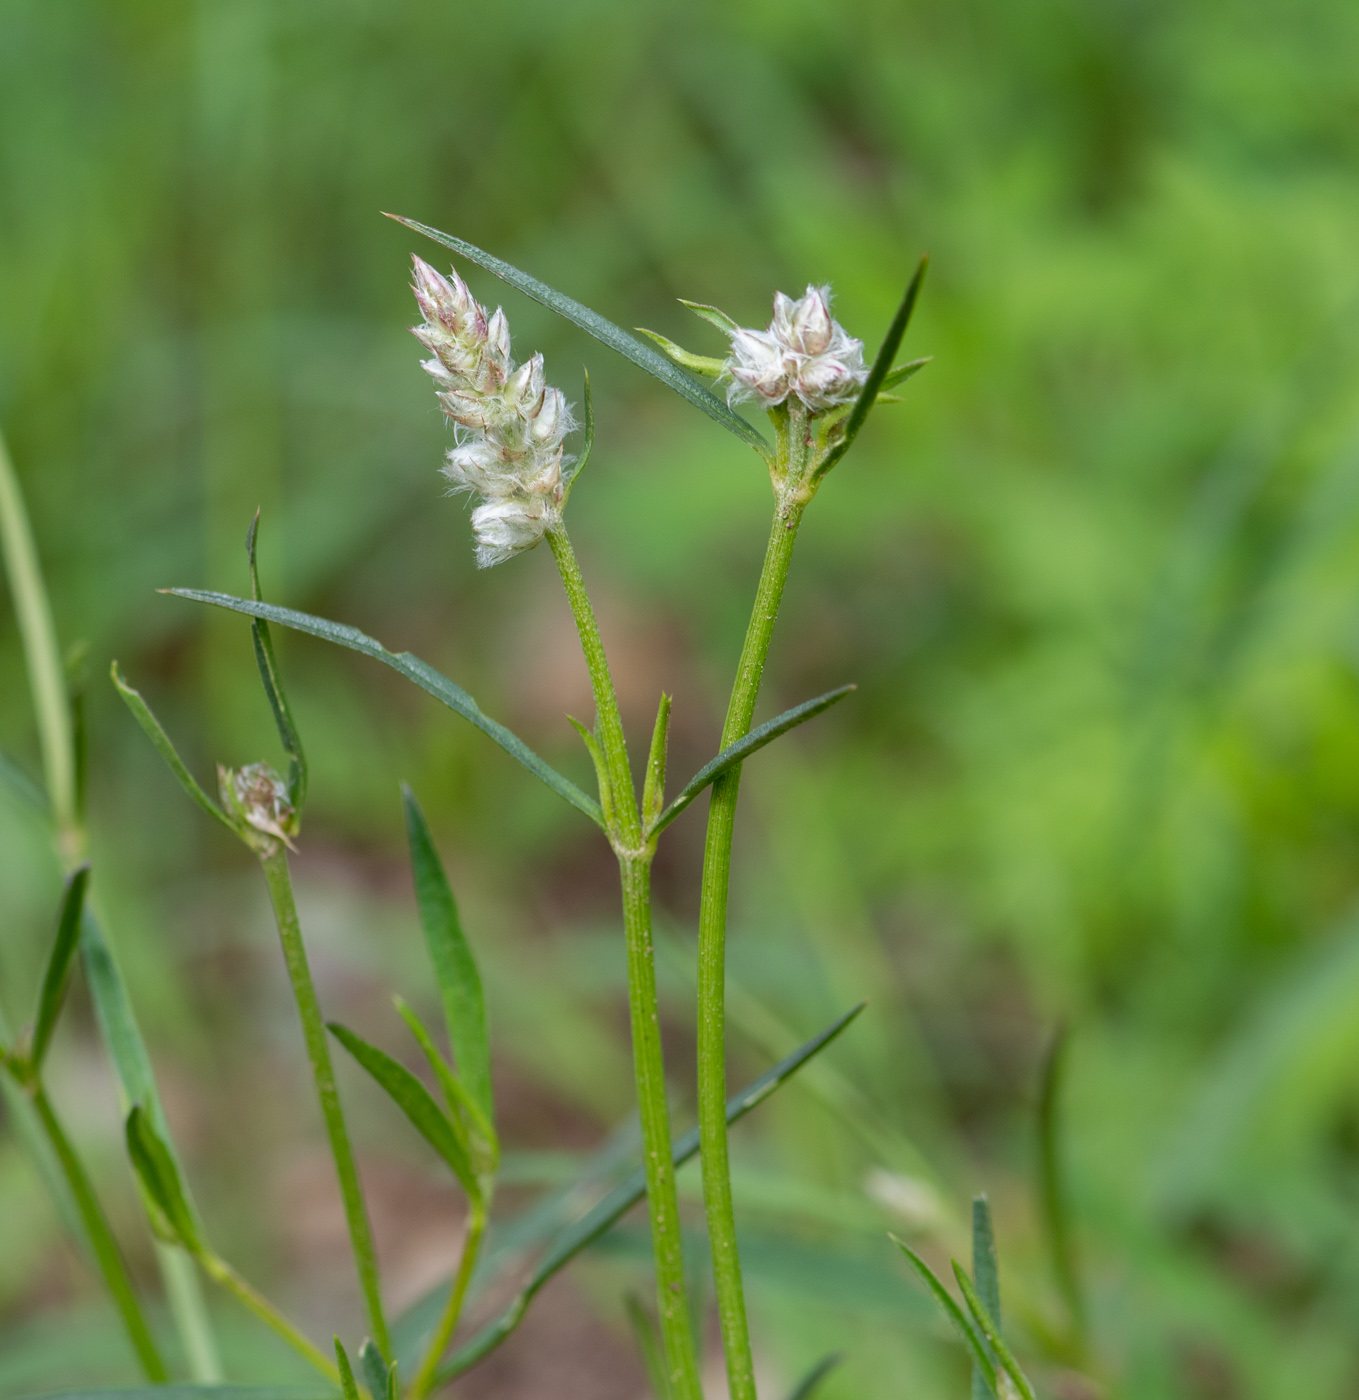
4, 1, 1359, 1397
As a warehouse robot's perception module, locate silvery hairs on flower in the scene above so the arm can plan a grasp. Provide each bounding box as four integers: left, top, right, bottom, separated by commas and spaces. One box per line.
411, 256, 576, 567
723, 284, 868, 413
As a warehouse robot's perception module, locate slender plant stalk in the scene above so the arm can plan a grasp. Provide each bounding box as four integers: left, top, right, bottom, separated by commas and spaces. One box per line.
411, 1201, 486, 1399
29, 1085, 167, 1380
259, 847, 390, 1357
547, 525, 702, 1400
3, 423, 223, 1380
197, 1249, 340, 1382
697, 493, 806, 1399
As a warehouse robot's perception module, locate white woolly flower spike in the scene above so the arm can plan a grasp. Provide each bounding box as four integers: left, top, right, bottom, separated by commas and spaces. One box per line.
410, 256, 576, 567
723, 284, 867, 412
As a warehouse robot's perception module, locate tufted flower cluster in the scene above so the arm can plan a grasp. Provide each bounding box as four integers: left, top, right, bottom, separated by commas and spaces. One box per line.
218, 761, 297, 852
411, 256, 576, 568
723, 284, 867, 413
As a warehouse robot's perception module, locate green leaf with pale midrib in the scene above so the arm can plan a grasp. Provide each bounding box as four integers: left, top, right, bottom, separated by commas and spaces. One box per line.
165, 591, 604, 828
402, 786, 493, 1123
651, 685, 855, 835
386, 214, 770, 459
433, 1002, 866, 1381
328, 1021, 478, 1200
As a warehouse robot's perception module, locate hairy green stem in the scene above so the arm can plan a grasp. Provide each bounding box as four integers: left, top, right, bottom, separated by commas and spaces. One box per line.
260, 847, 389, 1357
698, 494, 806, 1400
30, 1085, 167, 1380
411, 1201, 486, 1399
198, 1249, 339, 1382
547, 526, 702, 1400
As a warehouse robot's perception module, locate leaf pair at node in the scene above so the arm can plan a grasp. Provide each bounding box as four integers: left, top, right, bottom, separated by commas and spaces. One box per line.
328, 787, 498, 1207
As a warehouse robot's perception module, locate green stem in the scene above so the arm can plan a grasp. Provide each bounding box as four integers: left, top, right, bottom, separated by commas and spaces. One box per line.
30, 1084, 167, 1381
157, 1242, 224, 1382
411, 1201, 486, 1399
260, 847, 390, 1357
546, 526, 702, 1400
198, 1249, 340, 1382
697, 497, 806, 1400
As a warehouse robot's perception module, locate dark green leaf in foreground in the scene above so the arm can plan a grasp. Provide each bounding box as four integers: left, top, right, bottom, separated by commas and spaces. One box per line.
954, 1264, 1036, 1400
971, 1196, 1000, 1400
815, 255, 928, 481
651, 685, 855, 835
434, 1002, 866, 1381
125, 1105, 200, 1251
891, 1237, 998, 1397
358, 1340, 392, 1400
402, 785, 492, 1121
328, 1022, 478, 1200
386, 214, 771, 459
110, 663, 234, 832
786, 1354, 844, 1400
164, 592, 604, 828
247, 513, 307, 811
28, 864, 90, 1072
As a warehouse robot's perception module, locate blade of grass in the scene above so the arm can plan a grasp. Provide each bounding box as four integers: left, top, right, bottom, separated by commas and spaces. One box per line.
651, 685, 854, 835
814, 256, 928, 481
401, 786, 492, 1121
328, 1022, 479, 1200
971, 1196, 1000, 1400
786, 1353, 843, 1400
247, 513, 307, 810
386, 214, 770, 458
436, 1003, 865, 1381
165, 591, 604, 828
28, 865, 90, 1072
395, 998, 496, 1175
335, 1341, 361, 1400
890, 1238, 997, 1396
954, 1265, 1036, 1400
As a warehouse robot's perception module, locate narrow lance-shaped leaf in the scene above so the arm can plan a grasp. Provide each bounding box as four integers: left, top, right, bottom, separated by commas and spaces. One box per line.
890, 1237, 998, 1397
402, 786, 493, 1122
111, 663, 234, 832
786, 1354, 843, 1400
247, 513, 307, 811
165, 592, 604, 829
359, 1341, 389, 1400
561, 370, 594, 498
28, 864, 91, 1072
815, 255, 929, 481
651, 685, 855, 835
328, 1021, 478, 1201
971, 1196, 1000, 1400
634, 328, 726, 379
395, 997, 497, 1176
882, 357, 931, 390
641, 693, 672, 830
954, 1264, 1037, 1400
435, 1002, 867, 1381
126, 1105, 201, 1252
386, 214, 771, 459
335, 1339, 361, 1400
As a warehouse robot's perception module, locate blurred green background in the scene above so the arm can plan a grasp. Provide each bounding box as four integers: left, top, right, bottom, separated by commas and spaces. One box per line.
5, 1, 1359, 1396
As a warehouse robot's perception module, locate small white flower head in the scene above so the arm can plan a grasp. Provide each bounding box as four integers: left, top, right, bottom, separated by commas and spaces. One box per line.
219, 762, 298, 851
724, 284, 867, 412
411, 257, 577, 567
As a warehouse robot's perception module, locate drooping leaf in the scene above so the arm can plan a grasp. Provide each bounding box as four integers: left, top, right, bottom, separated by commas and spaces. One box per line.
651, 685, 855, 835
641, 693, 672, 830
954, 1264, 1036, 1400
387, 214, 771, 458
971, 1196, 1000, 1400
815, 255, 928, 481
110, 663, 235, 832
435, 1003, 866, 1381
891, 1238, 997, 1397
561, 370, 594, 497
247, 513, 307, 811
28, 864, 90, 1072
164, 592, 604, 828
623, 1292, 672, 1400
328, 1022, 478, 1200
786, 1353, 844, 1400
395, 997, 498, 1177
126, 1105, 201, 1252
334, 1339, 361, 1400
401, 786, 493, 1122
